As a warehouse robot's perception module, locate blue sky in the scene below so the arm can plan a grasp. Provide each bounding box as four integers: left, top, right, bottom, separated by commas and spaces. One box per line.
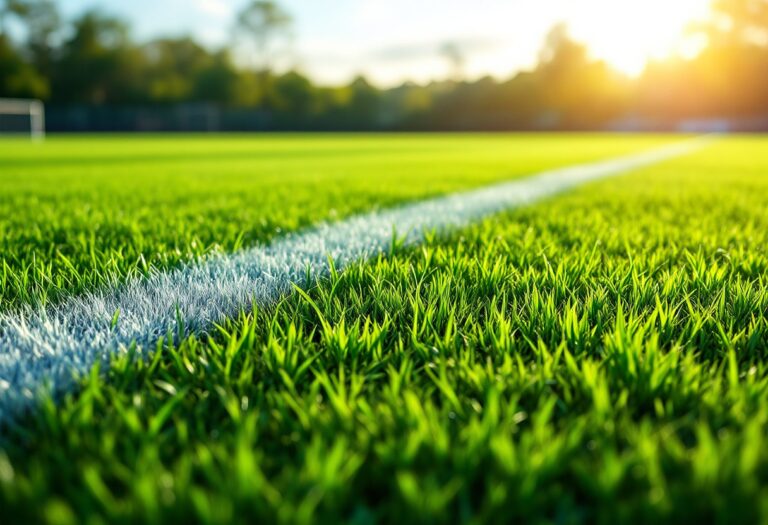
62, 0, 713, 86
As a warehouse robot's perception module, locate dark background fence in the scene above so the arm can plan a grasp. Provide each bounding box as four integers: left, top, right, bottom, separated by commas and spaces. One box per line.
39, 105, 768, 133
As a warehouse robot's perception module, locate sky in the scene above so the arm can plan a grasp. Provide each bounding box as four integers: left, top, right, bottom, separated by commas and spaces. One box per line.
62, 0, 715, 87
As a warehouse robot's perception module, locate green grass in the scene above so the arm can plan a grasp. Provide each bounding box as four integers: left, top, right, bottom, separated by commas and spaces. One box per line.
2, 134, 768, 524
0, 133, 674, 311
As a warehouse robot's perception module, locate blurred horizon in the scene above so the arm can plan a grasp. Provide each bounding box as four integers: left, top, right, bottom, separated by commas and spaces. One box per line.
16, 0, 714, 87
2, 0, 768, 132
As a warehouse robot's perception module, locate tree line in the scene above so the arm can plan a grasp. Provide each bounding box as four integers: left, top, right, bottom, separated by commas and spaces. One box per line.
2, 0, 768, 131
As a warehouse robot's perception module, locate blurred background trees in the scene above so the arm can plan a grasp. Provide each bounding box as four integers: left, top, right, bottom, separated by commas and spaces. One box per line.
1, 0, 768, 131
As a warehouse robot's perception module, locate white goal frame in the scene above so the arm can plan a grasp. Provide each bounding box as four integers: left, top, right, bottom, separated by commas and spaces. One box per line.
0, 98, 45, 140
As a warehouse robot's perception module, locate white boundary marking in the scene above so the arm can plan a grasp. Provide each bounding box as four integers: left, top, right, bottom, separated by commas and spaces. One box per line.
0, 137, 713, 422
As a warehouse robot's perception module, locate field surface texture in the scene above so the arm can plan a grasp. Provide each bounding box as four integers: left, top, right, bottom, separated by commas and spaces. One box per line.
1, 134, 767, 524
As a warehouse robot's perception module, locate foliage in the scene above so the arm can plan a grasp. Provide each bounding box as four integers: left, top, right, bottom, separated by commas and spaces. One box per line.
235, 0, 292, 72
0, 32, 47, 97
711, 0, 768, 43
2, 2, 768, 129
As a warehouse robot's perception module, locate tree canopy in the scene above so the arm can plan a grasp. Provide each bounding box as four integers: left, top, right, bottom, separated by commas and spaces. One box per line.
1, 0, 768, 131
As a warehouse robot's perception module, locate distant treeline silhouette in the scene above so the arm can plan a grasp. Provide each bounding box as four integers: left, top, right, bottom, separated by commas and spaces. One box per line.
2, 0, 768, 131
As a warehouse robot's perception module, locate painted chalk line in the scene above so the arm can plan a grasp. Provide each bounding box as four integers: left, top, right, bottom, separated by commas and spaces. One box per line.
0, 136, 714, 423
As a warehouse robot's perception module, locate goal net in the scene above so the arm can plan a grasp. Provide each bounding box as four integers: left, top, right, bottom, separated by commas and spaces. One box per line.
0, 98, 45, 139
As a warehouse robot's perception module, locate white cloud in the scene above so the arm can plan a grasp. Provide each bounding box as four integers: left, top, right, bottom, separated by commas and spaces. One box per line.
193, 0, 232, 18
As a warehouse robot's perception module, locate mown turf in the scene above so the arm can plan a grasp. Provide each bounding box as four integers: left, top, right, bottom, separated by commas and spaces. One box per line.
0, 133, 675, 311
2, 135, 768, 524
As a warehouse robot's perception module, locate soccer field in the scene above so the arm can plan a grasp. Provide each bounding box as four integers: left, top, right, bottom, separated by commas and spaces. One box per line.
1, 134, 768, 523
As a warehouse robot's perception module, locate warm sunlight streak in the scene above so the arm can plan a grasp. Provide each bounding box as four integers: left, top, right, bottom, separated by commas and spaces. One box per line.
568, 0, 713, 75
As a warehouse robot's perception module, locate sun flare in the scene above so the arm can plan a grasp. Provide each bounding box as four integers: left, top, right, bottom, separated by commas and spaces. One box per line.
567, 0, 713, 75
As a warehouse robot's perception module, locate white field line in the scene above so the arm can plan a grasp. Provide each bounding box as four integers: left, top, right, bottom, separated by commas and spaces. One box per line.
0, 137, 713, 422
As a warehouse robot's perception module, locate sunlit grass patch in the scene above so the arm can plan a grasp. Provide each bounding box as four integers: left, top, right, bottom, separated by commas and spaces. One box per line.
0, 133, 676, 311
1, 136, 767, 523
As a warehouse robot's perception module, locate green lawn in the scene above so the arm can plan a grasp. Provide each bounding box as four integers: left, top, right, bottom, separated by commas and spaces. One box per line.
0, 133, 675, 310
2, 134, 768, 524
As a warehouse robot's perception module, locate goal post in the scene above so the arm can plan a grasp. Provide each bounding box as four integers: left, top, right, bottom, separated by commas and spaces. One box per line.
0, 98, 45, 140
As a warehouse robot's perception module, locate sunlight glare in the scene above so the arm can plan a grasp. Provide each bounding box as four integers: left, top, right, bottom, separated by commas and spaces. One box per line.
566, 0, 713, 75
